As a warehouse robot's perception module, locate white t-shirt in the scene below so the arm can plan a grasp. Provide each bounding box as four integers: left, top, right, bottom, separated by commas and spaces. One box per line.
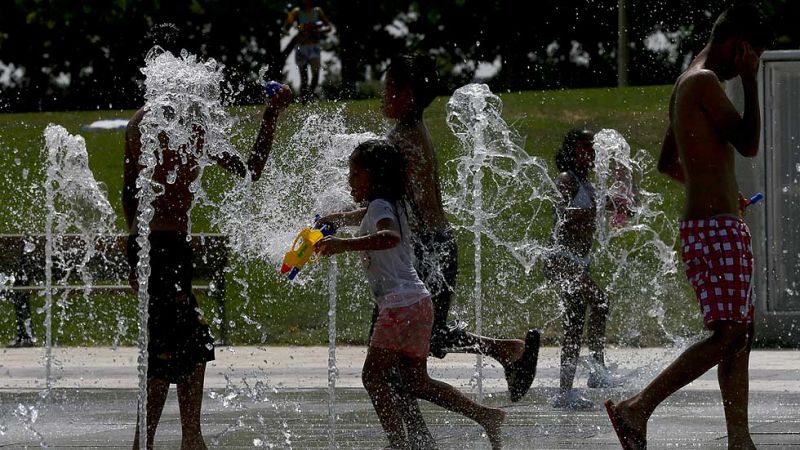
358, 199, 429, 309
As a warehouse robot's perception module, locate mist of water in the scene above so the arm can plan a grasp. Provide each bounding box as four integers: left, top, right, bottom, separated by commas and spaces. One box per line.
445, 84, 682, 389
446, 83, 562, 395
37, 123, 116, 446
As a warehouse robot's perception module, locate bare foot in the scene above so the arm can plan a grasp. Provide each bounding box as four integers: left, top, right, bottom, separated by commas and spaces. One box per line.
480, 408, 506, 450
609, 399, 647, 450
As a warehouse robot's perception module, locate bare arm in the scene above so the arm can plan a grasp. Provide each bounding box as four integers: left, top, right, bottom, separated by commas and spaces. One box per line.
317, 208, 367, 229
317, 218, 400, 255
696, 45, 761, 157
657, 124, 685, 183
316, 7, 333, 28
213, 85, 293, 180
282, 8, 298, 32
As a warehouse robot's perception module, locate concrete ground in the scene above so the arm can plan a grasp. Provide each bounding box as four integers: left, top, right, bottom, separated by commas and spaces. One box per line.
1, 346, 799, 449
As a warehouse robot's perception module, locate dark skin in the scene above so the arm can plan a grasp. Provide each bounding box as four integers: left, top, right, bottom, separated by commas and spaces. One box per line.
609, 37, 763, 450
319, 74, 525, 445
554, 137, 597, 257
552, 137, 610, 393
126, 86, 292, 450
317, 158, 506, 450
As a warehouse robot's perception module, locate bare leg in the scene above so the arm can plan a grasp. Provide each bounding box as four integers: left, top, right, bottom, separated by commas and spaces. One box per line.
399, 356, 505, 450
297, 61, 309, 100
362, 347, 410, 449
585, 279, 609, 367
394, 388, 437, 449
176, 364, 208, 450
309, 57, 321, 95
611, 321, 751, 447
560, 290, 587, 392
133, 377, 169, 450
450, 332, 525, 366
718, 325, 756, 449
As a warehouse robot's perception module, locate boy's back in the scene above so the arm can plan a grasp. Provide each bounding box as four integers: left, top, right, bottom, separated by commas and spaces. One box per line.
388, 120, 450, 233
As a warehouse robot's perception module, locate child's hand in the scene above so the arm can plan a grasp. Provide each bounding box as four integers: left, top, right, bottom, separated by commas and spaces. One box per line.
736, 41, 760, 80
264, 85, 293, 116
738, 192, 748, 216
315, 214, 340, 230
316, 236, 347, 256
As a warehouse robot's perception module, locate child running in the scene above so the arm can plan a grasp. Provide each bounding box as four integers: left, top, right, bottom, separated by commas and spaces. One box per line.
605, 4, 770, 449
545, 129, 621, 411
317, 139, 505, 450
383, 54, 540, 401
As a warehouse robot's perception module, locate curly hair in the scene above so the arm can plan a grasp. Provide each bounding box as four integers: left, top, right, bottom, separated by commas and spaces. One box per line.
351, 139, 407, 202
555, 128, 594, 173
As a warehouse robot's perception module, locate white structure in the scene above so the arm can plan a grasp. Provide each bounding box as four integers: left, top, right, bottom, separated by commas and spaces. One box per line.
730, 50, 800, 347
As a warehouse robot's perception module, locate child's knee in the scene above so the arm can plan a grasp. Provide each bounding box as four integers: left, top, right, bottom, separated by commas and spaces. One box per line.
713, 323, 751, 356
362, 366, 383, 391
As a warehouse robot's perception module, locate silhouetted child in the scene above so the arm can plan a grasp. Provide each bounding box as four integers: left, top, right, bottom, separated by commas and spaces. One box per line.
383, 54, 540, 402
125, 25, 293, 450
606, 5, 770, 449
317, 139, 505, 450
545, 129, 621, 411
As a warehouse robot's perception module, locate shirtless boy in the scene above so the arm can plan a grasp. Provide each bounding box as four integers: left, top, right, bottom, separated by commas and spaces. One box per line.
605, 4, 770, 450
124, 49, 291, 448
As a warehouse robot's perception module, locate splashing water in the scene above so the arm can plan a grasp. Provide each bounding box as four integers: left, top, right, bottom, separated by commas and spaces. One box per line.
12, 403, 44, 447
445, 84, 683, 390
591, 129, 681, 347
135, 46, 233, 442
43, 124, 116, 389
446, 84, 562, 396
210, 107, 378, 448
213, 107, 378, 266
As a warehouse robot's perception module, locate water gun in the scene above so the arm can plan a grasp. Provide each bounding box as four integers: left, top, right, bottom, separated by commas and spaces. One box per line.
739, 192, 764, 216
280, 215, 336, 280
743, 192, 764, 208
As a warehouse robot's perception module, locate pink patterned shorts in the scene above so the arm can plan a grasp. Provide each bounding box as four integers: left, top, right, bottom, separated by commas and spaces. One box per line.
370, 296, 433, 359
679, 215, 755, 329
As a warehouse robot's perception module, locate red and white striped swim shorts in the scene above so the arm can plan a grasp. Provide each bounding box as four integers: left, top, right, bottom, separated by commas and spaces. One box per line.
679, 215, 755, 329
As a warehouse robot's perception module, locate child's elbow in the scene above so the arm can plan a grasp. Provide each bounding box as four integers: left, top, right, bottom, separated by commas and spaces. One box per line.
379, 231, 402, 248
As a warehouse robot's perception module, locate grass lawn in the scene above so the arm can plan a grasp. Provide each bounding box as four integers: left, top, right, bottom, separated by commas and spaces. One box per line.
0, 85, 699, 348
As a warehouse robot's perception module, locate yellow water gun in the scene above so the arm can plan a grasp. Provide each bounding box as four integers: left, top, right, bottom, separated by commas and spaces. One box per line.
280, 216, 336, 280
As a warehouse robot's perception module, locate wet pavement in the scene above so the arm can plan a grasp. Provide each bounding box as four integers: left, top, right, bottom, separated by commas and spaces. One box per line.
1, 346, 799, 448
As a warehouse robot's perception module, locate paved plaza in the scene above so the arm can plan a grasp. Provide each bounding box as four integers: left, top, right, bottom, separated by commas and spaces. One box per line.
1, 346, 799, 448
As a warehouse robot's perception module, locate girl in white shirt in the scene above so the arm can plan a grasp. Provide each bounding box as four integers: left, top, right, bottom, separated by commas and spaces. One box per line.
317, 139, 505, 450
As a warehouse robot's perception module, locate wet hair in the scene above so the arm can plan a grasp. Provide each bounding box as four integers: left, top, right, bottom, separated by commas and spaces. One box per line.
386, 54, 439, 112
351, 139, 407, 202
710, 3, 772, 48
555, 128, 594, 173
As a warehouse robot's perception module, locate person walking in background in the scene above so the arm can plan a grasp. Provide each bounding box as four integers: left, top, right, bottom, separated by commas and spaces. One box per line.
283, 0, 332, 102
544, 129, 622, 411
605, 4, 770, 449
